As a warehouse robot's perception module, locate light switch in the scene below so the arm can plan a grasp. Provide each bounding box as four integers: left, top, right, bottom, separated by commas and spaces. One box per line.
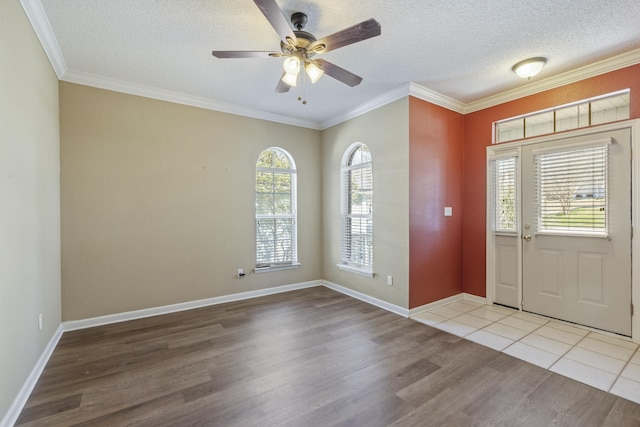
444, 207, 452, 217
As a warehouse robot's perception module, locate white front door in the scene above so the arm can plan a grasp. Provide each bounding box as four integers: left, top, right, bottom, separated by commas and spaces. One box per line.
520, 128, 632, 336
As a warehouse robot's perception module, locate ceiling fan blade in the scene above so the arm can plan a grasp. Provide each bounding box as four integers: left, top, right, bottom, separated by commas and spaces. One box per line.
309, 18, 381, 54
275, 72, 292, 93
253, 0, 297, 46
212, 51, 281, 58
314, 59, 363, 87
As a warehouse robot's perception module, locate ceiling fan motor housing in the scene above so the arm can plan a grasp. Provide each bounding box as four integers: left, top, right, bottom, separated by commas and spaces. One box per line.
280, 12, 317, 55
290, 12, 308, 30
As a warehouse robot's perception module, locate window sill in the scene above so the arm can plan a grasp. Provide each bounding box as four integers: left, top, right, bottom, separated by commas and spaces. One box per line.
337, 263, 374, 278
254, 263, 301, 274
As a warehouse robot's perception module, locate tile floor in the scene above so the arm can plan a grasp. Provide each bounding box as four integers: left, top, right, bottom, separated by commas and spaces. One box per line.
411, 299, 640, 404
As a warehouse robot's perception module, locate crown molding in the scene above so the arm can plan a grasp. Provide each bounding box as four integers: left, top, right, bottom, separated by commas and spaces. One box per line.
319, 84, 410, 129
319, 83, 465, 129
409, 82, 466, 114
62, 70, 323, 130
464, 48, 640, 114
21, 0, 640, 128
20, 0, 65, 78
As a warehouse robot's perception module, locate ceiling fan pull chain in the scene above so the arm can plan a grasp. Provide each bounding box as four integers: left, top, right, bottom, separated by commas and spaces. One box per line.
298, 69, 308, 105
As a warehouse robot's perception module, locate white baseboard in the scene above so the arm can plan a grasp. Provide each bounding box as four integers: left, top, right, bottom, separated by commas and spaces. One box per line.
321, 280, 409, 317
1, 324, 64, 427
408, 293, 464, 317
3, 279, 419, 426
63, 280, 322, 331
408, 292, 487, 317
462, 292, 487, 305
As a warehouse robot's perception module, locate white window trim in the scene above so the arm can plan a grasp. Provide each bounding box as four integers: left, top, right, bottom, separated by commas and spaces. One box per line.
255, 147, 298, 267
337, 263, 374, 278
530, 137, 613, 155
254, 263, 301, 274
340, 142, 374, 271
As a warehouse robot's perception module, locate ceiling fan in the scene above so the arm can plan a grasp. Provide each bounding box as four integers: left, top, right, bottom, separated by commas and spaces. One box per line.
212, 0, 381, 93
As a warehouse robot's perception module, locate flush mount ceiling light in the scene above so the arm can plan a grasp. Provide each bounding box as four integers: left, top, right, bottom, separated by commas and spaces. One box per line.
512, 57, 547, 79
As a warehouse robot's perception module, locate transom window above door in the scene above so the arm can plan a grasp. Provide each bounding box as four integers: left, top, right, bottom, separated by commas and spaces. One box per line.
494, 90, 630, 143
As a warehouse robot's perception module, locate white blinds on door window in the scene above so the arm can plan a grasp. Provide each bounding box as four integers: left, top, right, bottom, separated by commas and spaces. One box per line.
492, 157, 517, 232
534, 143, 609, 235
341, 147, 373, 269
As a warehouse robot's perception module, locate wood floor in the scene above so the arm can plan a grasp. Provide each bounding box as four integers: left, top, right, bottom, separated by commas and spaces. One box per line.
16, 287, 640, 426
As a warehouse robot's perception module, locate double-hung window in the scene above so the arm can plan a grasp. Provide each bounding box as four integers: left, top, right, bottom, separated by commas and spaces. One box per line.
255, 147, 297, 269
339, 143, 373, 276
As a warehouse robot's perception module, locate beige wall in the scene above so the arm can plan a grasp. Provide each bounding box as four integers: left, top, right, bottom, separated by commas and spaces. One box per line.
59, 83, 322, 320
3, 5, 409, 416
322, 99, 410, 308
0, 0, 61, 421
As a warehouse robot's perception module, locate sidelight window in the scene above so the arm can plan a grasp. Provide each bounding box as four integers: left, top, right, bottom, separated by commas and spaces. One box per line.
491, 156, 518, 233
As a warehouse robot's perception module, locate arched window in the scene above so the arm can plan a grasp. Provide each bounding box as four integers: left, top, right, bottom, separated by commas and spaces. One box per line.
340, 143, 373, 274
255, 147, 297, 268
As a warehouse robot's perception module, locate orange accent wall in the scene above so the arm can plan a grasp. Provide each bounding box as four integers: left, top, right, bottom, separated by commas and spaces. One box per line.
462, 64, 640, 298
409, 96, 464, 308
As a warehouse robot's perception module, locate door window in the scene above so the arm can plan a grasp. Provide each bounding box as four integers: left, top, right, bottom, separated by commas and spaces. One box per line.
534, 143, 609, 236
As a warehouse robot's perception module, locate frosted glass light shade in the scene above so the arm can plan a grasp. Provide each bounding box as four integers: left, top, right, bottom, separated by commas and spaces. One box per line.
282, 72, 298, 87
512, 57, 546, 79
283, 56, 300, 74
305, 61, 324, 83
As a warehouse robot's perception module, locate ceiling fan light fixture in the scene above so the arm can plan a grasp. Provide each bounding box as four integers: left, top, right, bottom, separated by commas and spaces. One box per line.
282, 71, 298, 87
305, 61, 324, 83
211, 2, 381, 92
283, 56, 300, 74
512, 57, 547, 79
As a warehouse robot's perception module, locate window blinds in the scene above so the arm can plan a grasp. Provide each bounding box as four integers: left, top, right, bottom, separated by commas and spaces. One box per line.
534, 144, 608, 234
341, 146, 373, 269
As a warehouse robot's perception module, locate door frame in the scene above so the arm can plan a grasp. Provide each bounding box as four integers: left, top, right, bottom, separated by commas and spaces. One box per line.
486, 119, 640, 343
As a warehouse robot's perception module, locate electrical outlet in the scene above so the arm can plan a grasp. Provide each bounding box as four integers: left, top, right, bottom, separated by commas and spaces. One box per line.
387, 275, 393, 286
38, 313, 43, 331
237, 268, 245, 278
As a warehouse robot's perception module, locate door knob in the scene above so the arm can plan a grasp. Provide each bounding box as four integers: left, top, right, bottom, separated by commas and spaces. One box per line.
522, 234, 532, 241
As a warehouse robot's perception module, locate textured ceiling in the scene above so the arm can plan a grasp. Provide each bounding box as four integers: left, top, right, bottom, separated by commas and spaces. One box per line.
31, 0, 640, 128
